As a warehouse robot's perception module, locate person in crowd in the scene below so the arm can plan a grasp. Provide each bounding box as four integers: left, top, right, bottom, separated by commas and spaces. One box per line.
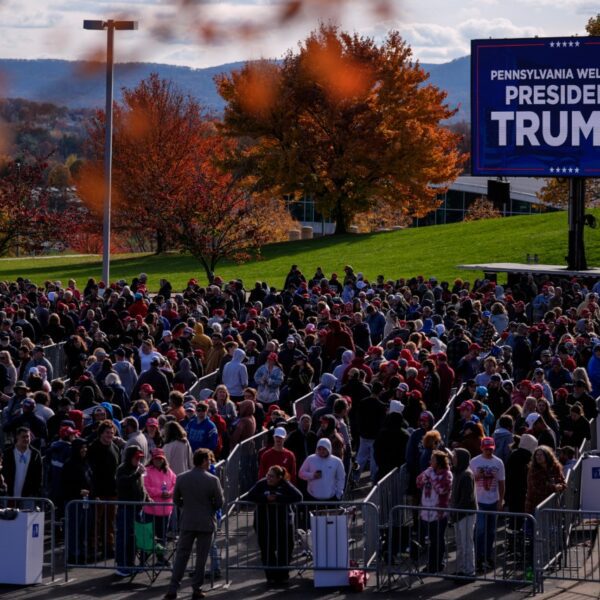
373, 400, 409, 481
416, 450, 453, 573
561, 403, 591, 449
470, 437, 505, 571
524, 446, 566, 514
284, 415, 317, 485
298, 438, 345, 501
492, 415, 514, 464
164, 448, 224, 600
185, 401, 218, 453
142, 447, 177, 564
222, 349, 248, 403
558, 446, 577, 477
163, 421, 194, 476
258, 427, 297, 484
2, 426, 43, 498
254, 353, 285, 408
246, 465, 303, 585
62, 437, 94, 564
450, 448, 477, 580
115, 445, 147, 576
230, 399, 256, 446
87, 420, 121, 557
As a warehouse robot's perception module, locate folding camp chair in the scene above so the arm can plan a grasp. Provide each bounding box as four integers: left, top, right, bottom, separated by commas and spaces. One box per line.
130, 518, 173, 583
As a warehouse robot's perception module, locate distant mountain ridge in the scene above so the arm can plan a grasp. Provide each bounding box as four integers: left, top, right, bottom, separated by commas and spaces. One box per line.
0, 56, 470, 121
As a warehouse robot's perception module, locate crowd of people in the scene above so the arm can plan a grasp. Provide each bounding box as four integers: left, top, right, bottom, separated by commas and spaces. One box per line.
0, 266, 598, 590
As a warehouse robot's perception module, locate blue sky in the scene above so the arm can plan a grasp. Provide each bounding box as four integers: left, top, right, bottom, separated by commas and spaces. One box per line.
0, 0, 597, 67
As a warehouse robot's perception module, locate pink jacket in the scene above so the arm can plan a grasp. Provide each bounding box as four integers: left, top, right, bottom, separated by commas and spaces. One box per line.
143, 465, 177, 516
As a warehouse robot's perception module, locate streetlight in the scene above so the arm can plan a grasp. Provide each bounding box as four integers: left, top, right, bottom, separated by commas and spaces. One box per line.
83, 19, 138, 285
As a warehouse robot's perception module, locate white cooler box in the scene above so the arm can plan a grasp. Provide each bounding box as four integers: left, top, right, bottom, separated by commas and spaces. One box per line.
580, 455, 600, 511
0, 511, 44, 584
310, 509, 349, 587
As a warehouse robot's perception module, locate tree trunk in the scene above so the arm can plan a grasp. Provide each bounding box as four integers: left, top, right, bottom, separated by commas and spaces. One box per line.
334, 198, 347, 235
155, 229, 166, 254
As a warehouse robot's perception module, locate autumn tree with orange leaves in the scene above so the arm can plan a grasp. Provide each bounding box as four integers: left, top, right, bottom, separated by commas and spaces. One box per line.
80, 74, 207, 253
217, 24, 464, 234
168, 134, 295, 283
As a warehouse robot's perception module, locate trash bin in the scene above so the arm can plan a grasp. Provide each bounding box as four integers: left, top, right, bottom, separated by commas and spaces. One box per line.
0, 510, 44, 584
310, 509, 349, 587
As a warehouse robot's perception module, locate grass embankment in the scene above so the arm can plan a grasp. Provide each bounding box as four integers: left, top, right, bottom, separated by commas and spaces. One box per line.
1, 210, 599, 289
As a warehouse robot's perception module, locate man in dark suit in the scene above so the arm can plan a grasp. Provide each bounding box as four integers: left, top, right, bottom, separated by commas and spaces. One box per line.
2, 427, 43, 498
164, 448, 224, 600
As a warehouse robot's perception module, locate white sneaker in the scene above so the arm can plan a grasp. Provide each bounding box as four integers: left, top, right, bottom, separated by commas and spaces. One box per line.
114, 569, 130, 577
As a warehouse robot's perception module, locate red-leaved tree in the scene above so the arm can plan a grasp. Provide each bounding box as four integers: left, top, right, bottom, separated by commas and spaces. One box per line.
166, 134, 293, 283
0, 159, 76, 256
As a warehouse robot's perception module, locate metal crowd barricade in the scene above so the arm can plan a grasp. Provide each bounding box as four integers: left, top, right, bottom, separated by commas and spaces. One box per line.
0, 496, 56, 581
45, 341, 68, 380
188, 370, 219, 400
535, 508, 600, 586
364, 465, 409, 532
64, 499, 179, 581
434, 386, 458, 445
224, 499, 379, 586
292, 391, 313, 419
383, 504, 539, 594
223, 429, 270, 506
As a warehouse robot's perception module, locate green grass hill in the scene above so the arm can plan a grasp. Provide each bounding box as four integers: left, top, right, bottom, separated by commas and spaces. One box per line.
1, 210, 599, 290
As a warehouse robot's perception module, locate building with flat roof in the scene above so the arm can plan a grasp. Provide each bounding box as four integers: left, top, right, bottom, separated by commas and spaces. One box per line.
287, 176, 557, 233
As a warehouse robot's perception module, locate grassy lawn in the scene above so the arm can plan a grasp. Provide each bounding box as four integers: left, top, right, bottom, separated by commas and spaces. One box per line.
1, 210, 599, 289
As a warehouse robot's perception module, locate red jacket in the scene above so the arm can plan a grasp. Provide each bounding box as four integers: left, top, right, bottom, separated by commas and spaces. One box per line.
258, 447, 297, 483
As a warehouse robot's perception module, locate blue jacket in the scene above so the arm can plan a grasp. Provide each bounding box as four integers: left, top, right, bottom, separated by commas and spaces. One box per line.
186, 416, 218, 452
588, 353, 600, 399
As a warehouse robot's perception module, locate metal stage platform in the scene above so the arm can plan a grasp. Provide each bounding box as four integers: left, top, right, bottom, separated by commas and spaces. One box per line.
458, 262, 600, 279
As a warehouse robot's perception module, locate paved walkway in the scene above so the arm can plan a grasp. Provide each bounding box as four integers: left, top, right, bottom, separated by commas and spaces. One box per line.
1, 566, 597, 600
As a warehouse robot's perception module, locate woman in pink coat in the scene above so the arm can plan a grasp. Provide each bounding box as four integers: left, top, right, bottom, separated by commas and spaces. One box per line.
143, 447, 177, 559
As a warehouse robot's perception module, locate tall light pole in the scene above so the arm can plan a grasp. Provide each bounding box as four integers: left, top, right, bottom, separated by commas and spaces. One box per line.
83, 19, 138, 285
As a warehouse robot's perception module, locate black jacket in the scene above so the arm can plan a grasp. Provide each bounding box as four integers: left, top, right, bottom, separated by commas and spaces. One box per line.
505, 447, 532, 513
116, 446, 147, 502
373, 413, 409, 480
450, 448, 477, 520
2, 445, 43, 497
87, 438, 121, 497
62, 444, 94, 503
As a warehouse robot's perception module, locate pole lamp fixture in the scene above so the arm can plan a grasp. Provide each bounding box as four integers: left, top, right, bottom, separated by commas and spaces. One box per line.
83, 19, 138, 286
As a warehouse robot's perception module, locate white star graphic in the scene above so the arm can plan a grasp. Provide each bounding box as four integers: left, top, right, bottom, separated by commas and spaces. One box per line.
550, 41, 555, 48
575, 168, 580, 173
562, 167, 568, 173
569, 41, 574, 47
568, 167, 573, 173
563, 42, 568, 47
550, 167, 555, 173
575, 41, 580, 47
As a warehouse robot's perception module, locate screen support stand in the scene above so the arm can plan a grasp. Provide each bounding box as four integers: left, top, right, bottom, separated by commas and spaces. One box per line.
567, 177, 587, 271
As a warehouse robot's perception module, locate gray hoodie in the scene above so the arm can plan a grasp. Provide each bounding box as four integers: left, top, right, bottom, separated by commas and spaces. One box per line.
450, 448, 477, 521
222, 348, 248, 396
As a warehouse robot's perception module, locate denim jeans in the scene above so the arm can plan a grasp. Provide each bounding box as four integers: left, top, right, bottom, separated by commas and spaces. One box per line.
476, 501, 497, 564
115, 505, 137, 572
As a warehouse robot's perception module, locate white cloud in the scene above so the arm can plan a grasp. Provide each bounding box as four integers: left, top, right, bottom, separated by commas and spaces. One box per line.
457, 17, 540, 40
0, 0, 595, 68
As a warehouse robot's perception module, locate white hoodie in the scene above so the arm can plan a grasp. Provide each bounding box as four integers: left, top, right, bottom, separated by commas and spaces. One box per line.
298, 439, 346, 500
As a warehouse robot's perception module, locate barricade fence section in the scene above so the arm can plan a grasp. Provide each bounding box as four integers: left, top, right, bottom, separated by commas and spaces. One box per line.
292, 391, 313, 419
45, 341, 68, 380
364, 465, 409, 531
536, 508, 600, 585
434, 386, 458, 445
188, 370, 219, 400
223, 430, 270, 507
64, 499, 180, 580
383, 504, 539, 594
0, 496, 56, 582
224, 500, 379, 586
